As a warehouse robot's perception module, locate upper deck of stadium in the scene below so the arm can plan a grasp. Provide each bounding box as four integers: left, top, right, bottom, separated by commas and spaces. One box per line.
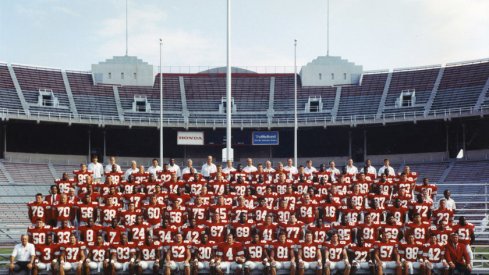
0, 57, 488, 128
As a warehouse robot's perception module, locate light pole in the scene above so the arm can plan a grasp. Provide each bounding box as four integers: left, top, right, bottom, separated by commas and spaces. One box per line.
225, 0, 232, 162
294, 39, 298, 167
159, 38, 164, 164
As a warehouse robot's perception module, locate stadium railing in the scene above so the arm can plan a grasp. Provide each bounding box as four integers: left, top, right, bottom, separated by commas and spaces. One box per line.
0, 104, 488, 129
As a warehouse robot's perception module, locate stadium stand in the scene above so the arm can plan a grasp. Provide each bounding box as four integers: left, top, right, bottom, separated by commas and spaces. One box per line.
0, 64, 24, 112
1, 59, 489, 274
66, 71, 120, 118
0, 59, 488, 127
12, 65, 72, 114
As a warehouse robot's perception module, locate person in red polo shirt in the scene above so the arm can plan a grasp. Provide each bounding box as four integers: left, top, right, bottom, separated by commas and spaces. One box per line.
445, 233, 471, 275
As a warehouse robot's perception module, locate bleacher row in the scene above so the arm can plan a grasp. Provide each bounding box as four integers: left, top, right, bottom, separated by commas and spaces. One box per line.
0, 59, 488, 123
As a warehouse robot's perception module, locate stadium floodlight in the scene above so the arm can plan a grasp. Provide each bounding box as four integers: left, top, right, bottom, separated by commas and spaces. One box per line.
225, 0, 232, 162
159, 38, 164, 164
294, 39, 298, 167
326, 0, 330, 56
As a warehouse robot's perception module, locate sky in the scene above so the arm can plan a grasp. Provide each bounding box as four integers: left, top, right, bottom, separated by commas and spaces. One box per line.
0, 0, 488, 72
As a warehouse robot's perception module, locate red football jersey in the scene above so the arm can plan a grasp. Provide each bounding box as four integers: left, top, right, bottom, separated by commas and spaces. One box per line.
104, 225, 126, 244
231, 221, 254, 243
53, 202, 75, 222
205, 221, 228, 243
144, 204, 165, 225
192, 241, 216, 261
154, 225, 179, 246
380, 222, 403, 241
60, 241, 86, 263
188, 181, 207, 195
452, 223, 475, 245
87, 242, 110, 262
398, 242, 422, 262
167, 241, 191, 261
255, 222, 278, 242
120, 209, 142, 227
280, 222, 304, 242
244, 241, 268, 261
181, 225, 205, 242
78, 224, 103, 243
253, 206, 271, 223
273, 207, 293, 224
405, 222, 430, 242
73, 170, 92, 185
422, 242, 445, 263
298, 241, 321, 261
35, 243, 60, 263
432, 208, 454, 225
332, 222, 356, 243
348, 243, 373, 262
358, 223, 380, 242
166, 207, 187, 227
28, 225, 52, 245
324, 241, 348, 261
321, 201, 341, 223
409, 201, 433, 220
54, 226, 76, 244
297, 203, 317, 224
55, 179, 76, 194
111, 242, 136, 263
216, 242, 244, 261
374, 240, 398, 261
139, 241, 161, 261
77, 202, 99, 223
128, 222, 150, 242
28, 201, 51, 223
385, 205, 409, 223
430, 227, 453, 245
188, 204, 208, 223
99, 205, 120, 224
270, 240, 294, 261
308, 225, 331, 243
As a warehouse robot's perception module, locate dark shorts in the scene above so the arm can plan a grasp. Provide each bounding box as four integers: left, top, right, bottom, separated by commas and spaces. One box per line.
13, 261, 31, 271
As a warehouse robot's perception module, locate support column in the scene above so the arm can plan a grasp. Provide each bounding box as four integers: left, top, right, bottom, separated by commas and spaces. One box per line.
363, 129, 367, 161
462, 123, 466, 160
445, 124, 449, 159
3, 125, 6, 158
103, 130, 107, 162
348, 130, 352, 158
88, 128, 91, 163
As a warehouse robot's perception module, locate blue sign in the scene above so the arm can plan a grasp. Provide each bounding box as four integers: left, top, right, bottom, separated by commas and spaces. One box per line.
252, 131, 279, 145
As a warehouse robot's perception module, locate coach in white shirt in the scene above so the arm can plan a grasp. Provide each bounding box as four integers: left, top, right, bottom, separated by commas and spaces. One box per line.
104, 156, 122, 174
124, 161, 139, 180
345, 159, 358, 175
10, 235, 35, 273
263, 160, 276, 173
201, 156, 217, 178
326, 161, 341, 181
378, 159, 395, 176
181, 159, 195, 176
284, 158, 298, 175
147, 159, 162, 178
243, 158, 257, 173
440, 190, 457, 211
168, 158, 181, 177
88, 155, 104, 183
223, 160, 236, 174
304, 160, 317, 174
360, 159, 377, 175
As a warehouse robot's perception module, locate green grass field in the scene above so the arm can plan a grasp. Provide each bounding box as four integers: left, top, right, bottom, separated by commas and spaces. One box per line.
0, 248, 11, 268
